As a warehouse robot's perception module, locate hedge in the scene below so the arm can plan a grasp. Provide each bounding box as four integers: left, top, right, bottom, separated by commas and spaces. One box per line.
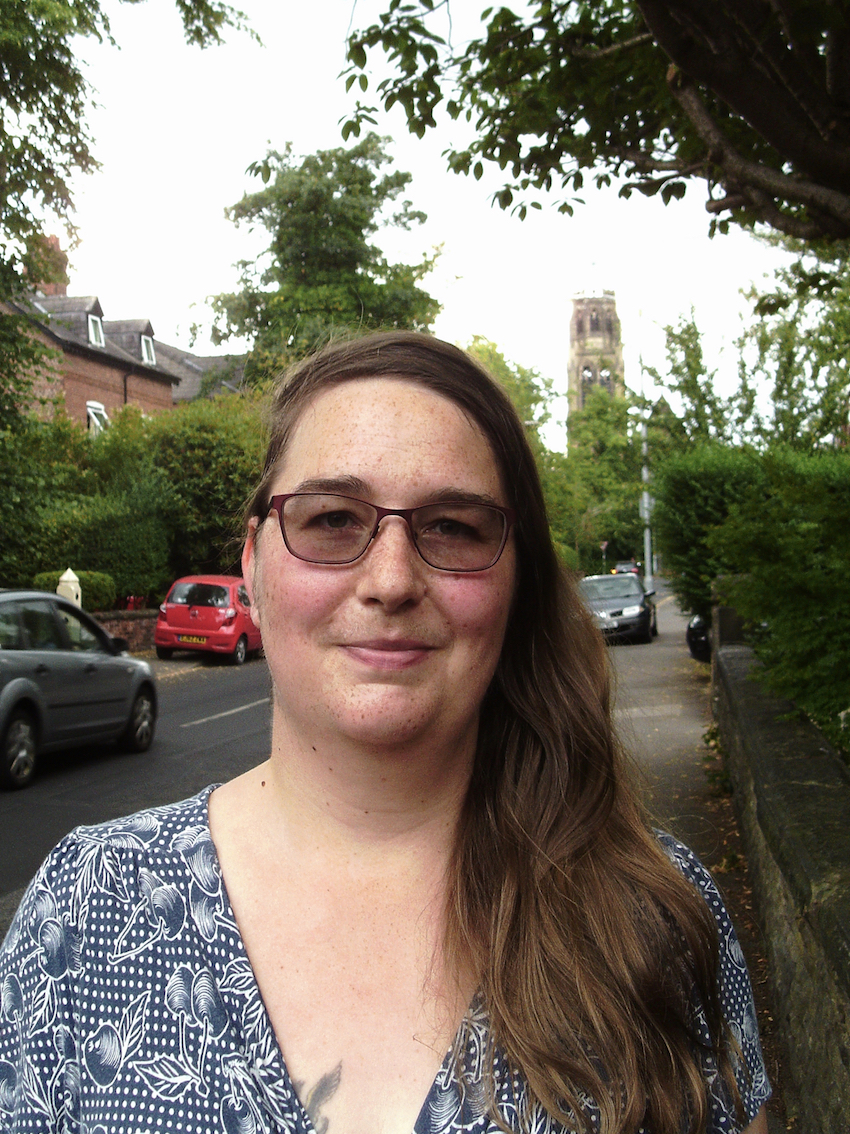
31, 570, 117, 613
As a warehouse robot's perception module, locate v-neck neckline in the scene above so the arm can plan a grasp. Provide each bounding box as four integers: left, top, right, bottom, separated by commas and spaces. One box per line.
198, 784, 492, 1134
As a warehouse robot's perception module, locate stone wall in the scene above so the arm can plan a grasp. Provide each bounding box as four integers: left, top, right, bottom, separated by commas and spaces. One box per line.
95, 609, 158, 653
712, 644, 850, 1132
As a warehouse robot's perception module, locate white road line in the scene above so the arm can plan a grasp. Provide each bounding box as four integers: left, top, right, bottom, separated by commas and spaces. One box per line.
181, 698, 270, 728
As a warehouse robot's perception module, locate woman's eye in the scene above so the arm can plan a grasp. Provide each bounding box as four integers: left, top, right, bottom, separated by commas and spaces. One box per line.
317, 511, 358, 530
425, 517, 475, 539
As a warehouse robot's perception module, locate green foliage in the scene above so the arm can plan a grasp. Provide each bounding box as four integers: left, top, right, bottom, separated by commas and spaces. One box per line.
652, 445, 763, 619
739, 238, 850, 449
708, 448, 850, 754
32, 569, 116, 613
0, 395, 266, 598
466, 337, 551, 457
345, 1, 850, 241
0, 413, 94, 587
0, 311, 62, 429
208, 135, 440, 380
643, 314, 731, 446
557, 389, 645, 570
146, 393, 268, 579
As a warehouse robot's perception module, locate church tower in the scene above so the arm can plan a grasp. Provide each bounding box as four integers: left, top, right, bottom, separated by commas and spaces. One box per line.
567, 291, 625, 415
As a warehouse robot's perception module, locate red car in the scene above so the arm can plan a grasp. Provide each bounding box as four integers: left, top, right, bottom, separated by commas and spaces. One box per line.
154, 575, 262, 665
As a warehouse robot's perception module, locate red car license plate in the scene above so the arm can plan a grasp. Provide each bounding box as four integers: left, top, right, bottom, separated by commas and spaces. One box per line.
178, 634, 207, 644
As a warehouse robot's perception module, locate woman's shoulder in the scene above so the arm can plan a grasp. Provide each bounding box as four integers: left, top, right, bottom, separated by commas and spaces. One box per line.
6, 787, 222, 945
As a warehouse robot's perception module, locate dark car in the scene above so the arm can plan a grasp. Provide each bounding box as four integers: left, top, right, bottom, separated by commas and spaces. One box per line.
686, 614, 711, 662
0, 589, 157, 789
578, 574, 657, 643
154, 575, 262, 665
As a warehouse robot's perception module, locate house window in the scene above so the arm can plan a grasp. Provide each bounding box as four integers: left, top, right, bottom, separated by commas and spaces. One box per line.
141, 334, 156, 365
86, 400, 110, 435
87, 314, 105, 347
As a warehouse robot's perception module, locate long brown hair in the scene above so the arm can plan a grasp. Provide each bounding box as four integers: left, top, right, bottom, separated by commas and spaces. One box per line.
246, 332, 739, 1134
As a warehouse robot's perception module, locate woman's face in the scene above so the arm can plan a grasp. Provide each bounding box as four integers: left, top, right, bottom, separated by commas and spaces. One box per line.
243, 377, 516, 755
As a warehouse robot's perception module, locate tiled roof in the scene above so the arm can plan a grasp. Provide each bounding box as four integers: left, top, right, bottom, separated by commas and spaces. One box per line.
15, 294, 243, 397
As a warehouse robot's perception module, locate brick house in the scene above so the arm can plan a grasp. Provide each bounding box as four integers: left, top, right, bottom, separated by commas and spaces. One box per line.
8, 289, 242, 427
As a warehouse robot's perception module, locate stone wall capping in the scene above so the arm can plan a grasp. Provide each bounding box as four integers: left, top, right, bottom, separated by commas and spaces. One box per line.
713, 643, 850, 1128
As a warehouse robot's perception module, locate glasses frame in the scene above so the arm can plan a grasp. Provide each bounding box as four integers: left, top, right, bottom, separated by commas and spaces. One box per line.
266, 493, 516, 573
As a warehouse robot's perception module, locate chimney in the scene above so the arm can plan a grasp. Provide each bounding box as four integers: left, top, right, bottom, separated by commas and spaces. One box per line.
37, 235, 68, 297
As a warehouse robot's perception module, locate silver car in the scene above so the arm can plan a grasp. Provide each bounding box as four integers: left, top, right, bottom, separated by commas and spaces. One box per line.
0, 590, 157, 788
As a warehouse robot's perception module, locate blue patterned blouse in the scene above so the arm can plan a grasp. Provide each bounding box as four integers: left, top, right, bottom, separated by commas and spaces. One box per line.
0, 787, 770, 1133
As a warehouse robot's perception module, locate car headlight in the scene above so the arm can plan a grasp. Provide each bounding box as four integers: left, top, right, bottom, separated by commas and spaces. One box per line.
621, 605, 642, 617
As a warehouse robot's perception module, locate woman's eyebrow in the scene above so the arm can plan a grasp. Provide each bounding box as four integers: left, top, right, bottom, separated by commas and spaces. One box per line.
287, 479, 502, 507
290, 475, 370, 496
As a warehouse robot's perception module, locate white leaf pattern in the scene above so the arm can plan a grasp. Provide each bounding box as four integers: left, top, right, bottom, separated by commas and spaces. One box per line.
0, 790, 770, 1134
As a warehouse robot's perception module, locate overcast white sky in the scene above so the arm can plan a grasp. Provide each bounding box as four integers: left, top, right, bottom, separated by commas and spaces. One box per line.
66, 0, 792, 447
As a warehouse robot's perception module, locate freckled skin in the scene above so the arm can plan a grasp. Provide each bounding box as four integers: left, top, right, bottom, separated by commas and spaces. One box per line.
242, 378, 517, 769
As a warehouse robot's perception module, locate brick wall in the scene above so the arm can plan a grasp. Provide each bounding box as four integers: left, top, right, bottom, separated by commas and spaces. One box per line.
95, 610, 158, 652
62, 353, 173, 424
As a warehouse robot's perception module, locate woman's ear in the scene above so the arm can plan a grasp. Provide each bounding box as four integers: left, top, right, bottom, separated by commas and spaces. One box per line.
242, 517, 261, 630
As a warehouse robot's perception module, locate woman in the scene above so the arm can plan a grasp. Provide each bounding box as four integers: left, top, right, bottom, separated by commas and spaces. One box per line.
0, 332, 769, 1134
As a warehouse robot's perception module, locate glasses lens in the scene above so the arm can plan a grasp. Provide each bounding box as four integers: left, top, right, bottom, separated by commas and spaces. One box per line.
412, 503, 507, 570
282, 494, 376, 563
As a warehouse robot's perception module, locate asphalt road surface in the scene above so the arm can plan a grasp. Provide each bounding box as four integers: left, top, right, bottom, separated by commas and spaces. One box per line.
0, 653, 272, 929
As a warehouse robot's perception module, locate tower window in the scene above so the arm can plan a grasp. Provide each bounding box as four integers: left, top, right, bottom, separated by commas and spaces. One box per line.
590, 311, 600, 332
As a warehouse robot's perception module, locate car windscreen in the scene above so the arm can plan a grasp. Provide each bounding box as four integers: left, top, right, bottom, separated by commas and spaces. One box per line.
579, 577, 644, 601
167, 583, 230, 607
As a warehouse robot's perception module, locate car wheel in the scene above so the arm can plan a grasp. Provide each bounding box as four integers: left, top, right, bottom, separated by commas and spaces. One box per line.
651, 612, 659, 637
1, 709, 38, 789
155, 646, 173, 660
635, 619, 653, 645
123, 687, 156, 752
230, 635, 248, 666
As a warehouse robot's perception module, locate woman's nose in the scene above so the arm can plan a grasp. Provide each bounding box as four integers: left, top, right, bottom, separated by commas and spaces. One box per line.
354, 516, 427, 609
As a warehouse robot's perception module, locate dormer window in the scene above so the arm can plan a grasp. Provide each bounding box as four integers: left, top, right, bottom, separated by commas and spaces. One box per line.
87, 314, 105, 347
141, 334, 156, 365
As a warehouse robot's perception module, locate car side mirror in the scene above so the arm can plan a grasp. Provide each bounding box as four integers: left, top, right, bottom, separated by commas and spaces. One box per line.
111, 636, 129, 655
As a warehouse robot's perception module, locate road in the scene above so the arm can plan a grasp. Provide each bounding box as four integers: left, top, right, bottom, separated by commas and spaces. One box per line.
0, 654, 272, 929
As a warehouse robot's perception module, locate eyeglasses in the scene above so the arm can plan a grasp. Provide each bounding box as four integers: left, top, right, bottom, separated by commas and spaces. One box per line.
266, 493, 515, 572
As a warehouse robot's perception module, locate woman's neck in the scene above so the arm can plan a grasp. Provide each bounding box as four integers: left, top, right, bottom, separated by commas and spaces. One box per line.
242, 703, 475, 870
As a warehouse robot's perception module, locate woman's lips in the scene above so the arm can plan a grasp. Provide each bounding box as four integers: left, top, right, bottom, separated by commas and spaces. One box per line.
342, 640, 435, 670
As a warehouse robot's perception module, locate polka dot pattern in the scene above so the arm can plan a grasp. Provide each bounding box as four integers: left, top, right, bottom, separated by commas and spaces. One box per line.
0, 790, 770, 1133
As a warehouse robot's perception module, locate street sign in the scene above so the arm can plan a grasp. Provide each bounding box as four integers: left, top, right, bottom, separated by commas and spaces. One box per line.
600, 540, 608, 550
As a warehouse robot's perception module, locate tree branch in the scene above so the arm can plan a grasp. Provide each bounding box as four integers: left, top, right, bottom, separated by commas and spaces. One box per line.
636, 0, 850, 187
669, 70, 850, 235
570, 32, 654, 59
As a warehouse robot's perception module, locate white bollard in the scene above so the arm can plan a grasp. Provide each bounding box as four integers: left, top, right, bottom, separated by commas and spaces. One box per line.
56, 568, 81, 607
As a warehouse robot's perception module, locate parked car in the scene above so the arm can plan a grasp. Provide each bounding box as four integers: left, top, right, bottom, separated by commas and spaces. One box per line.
0, 589, 157, 789
155, 575, 262, 665
613, 560, 640, 575
686, 614, 711, 662
578, 574, 657, 643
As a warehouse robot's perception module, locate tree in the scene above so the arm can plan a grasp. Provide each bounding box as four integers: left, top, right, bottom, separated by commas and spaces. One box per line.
345, 1, 850, 241
562, 388, 645, 568
0, 0, 251, 422
740, 237, 850, 448
466, 336, 551, 456
642, 313, 732, 446
207, 134, 440, 379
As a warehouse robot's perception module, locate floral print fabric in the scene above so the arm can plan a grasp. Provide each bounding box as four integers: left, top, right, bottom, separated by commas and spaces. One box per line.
0, 788, 769, 1133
